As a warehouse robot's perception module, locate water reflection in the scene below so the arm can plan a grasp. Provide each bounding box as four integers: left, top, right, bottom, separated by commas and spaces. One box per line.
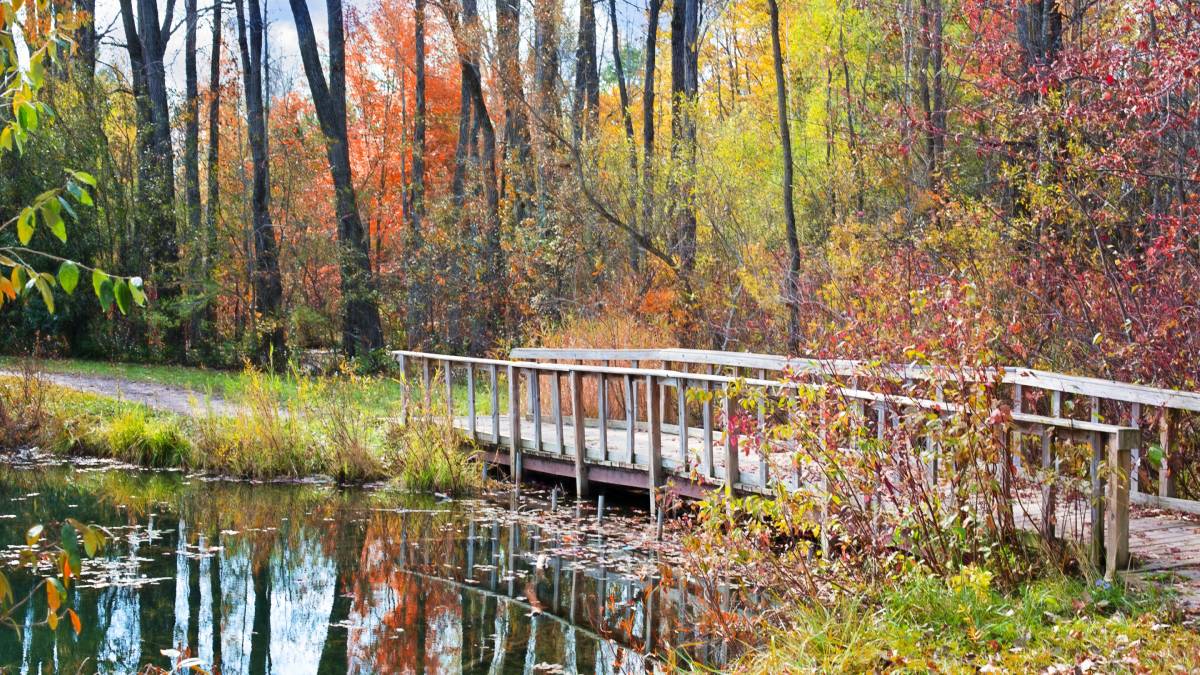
0, 461, 724, 673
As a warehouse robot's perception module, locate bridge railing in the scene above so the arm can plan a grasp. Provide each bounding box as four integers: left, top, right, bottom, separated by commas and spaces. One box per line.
512, 347, 1197, 512
394, 349, 1139, 578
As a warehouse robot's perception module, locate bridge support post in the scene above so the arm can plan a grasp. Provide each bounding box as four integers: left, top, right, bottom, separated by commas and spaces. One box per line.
508, 365, 522, 483
570, 370, 589, 497
1105, 428, 1137, 580
647, 374, 662, 516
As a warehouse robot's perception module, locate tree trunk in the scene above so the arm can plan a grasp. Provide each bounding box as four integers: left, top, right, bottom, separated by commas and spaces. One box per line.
572, 0, 599, 141
767, 0, 801, 354
406, 0, 428, 347
288, 0, 384, 357
235, 0, 286, 365
609, 0, 640, 270
670, 0, 699, 275
640, 0, 662, 273
451, 0, 480, 210
184, 0, 202, 356
201, 0, 222, 334
496, 0, 533, 225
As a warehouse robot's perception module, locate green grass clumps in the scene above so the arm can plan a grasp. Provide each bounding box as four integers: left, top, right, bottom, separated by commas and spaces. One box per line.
100, 409, 192, 467
739, 570, 1200, 672
1, 365, 486, 494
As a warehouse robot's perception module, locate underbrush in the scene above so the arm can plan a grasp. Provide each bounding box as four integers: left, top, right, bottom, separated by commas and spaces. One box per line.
0, 365, 485, 493
739, 571, 1198, 672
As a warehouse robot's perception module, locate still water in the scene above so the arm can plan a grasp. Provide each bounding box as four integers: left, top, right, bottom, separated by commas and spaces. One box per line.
0, 456, 728, 673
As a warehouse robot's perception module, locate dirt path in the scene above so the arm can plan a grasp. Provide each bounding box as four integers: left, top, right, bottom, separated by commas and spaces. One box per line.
0, 370, 234, 417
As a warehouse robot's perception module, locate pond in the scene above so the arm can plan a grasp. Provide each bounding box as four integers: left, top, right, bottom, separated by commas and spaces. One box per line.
0, 455, 731, 673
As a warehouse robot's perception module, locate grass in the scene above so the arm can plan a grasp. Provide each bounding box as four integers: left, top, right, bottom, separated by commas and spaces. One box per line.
0, 365, 487, 493
737, 569, 1200, 672
0, 356, 505, 418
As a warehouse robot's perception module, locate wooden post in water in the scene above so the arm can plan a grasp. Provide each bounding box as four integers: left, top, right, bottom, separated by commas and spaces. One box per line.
508, 365, 522, 482
647, 373, 662, 515
570, 370, 589, 497
1106, 428, 1137, 579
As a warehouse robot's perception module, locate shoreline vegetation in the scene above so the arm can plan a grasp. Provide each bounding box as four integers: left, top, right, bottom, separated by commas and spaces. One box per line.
3, 358, 1200, 670
0, 359, 486, 494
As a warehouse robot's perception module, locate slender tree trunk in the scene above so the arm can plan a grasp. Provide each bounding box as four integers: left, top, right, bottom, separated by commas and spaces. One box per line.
451, 0, 479, 210
406, 0, 428, 347
767, 0, 801, 354
640, 0, 662, 272
496, 0, 532, 225
184, 0, 202, 357
670, 0, 699, 275
201, 0, 223, 340
288, 0, 384, 357
609, 0, 640, 270
572, 0, 599, 141
235, 0, 286, 364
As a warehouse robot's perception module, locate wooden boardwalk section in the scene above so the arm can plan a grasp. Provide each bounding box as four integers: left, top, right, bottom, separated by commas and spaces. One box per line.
392, 347, 1200, 582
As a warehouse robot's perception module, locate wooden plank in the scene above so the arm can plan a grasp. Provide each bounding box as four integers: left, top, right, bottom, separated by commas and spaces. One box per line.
508, 365, 522, 481
570, 370, 589, 497
647, 373, 662, 515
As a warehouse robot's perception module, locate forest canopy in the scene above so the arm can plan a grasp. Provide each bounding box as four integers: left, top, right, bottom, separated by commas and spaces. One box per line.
1, 0, 1197, 388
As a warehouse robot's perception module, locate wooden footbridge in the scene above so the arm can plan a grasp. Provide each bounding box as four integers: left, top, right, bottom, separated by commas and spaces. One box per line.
393, 348, 1200, 580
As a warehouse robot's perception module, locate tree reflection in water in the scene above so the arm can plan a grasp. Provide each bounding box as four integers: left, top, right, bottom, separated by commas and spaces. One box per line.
0, 463, 731, 672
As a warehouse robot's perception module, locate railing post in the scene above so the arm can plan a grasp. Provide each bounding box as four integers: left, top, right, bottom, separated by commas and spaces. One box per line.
508, 365, 522, 482
1040, 428, 1056, 540
398, 353, 409, 425
677, 378, 688, 470
598, 366, 609, 461
531, 369, 543, 452
624, 374, 636, 462
1160, 408, 1176, 498
702, 379, 714, 479
1129, 403, 1141, 495
724, 389, 739, 487
1105, 428, 1138, 579
570, 370, 589, 497
552, 371, 564, 454
1089, 398, 1105, 570
467, 365, 477, 441
489, 365, 500, 444
422, 358, 432, 413
444, 361, 454, 426
647, 373, 662, 515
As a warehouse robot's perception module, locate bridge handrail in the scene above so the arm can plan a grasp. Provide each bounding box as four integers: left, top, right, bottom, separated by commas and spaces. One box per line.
508, 347, 1200, 412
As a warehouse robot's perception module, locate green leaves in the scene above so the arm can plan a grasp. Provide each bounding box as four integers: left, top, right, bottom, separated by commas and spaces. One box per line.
57, 261, 79, 294
16, 207, 34, 244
